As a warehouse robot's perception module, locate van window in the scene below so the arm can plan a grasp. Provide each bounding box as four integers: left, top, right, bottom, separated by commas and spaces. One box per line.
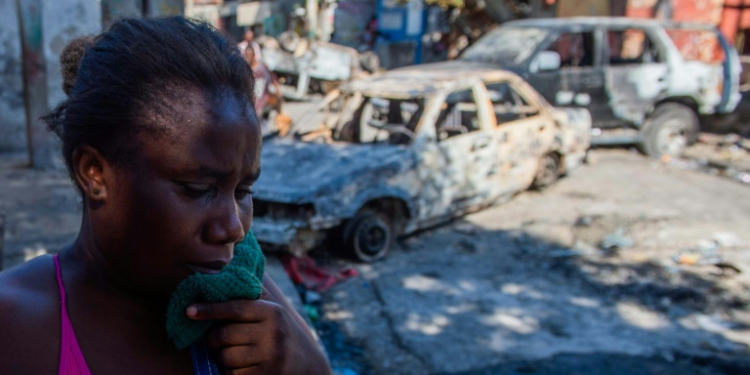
608, 29, 663, 65
545, 32, 596, 68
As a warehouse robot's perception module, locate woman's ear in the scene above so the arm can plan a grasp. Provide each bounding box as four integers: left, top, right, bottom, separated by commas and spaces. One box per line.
72, 146, 110, 202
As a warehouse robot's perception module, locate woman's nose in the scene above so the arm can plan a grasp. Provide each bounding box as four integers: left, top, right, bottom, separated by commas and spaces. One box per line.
204, 197, 245, 245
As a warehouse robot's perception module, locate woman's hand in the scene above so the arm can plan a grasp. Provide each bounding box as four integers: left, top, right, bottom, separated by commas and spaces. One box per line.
187, 277, 332, 375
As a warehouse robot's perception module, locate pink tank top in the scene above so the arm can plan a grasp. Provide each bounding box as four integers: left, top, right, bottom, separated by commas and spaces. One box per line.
54, 254, 93, 375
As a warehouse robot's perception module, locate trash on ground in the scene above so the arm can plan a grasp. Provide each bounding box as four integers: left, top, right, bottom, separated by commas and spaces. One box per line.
600, 228, 634, 250
282, 255, 358, 293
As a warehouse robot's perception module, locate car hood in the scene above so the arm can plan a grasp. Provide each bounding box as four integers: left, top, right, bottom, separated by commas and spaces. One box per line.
394, 60, 505, 73
254, 137, 407, 203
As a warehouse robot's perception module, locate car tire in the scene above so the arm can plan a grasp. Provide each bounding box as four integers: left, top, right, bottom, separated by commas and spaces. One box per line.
531, 153, 560, 191
639, 103, 699, 158
343, 211, 393, 262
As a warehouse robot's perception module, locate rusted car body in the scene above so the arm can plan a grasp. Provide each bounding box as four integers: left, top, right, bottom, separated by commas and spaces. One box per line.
251, 68, 591, 261
453, 17, 742, 157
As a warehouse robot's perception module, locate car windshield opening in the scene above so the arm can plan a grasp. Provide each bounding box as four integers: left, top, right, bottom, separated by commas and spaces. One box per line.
460, 27, 550, 66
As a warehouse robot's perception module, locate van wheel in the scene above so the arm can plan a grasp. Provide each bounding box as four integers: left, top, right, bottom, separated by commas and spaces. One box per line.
640, 103, 698, 158
531, 153, 560, 190
343, 211, 393, 262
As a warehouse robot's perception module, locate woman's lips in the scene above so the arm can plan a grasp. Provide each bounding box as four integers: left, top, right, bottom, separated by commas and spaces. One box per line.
186, 261, 228, 275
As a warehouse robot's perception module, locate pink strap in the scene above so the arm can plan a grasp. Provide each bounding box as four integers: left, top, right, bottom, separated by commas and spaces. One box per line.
54, 254, 93, 375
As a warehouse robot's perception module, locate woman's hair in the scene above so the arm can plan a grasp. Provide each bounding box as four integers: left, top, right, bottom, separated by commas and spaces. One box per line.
44, 17, 254, 177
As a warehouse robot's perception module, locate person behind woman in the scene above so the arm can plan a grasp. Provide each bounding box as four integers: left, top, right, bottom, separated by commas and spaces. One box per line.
244, 45, 282, 133
238, 28, 262, 62
0, 17, 331, 375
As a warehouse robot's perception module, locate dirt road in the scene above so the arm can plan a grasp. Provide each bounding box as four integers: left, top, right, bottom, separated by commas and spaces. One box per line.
316, 149, 750, 375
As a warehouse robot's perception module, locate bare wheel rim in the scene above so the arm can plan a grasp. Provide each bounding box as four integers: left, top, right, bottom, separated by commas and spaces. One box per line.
536, 155, 558, 187
656, 119, 688, 156
356, 219, 389, 256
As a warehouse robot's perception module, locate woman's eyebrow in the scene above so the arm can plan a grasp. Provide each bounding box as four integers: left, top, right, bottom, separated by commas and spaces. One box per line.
243, 168, 261, 184
188, 165, 234, 179
183, 165, 259, 183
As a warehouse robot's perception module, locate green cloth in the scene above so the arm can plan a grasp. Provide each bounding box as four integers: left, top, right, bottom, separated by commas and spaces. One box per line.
166, 231, 266, 349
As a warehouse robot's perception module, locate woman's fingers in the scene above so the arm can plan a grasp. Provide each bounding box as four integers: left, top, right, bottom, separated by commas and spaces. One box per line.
205, 321, 269, 348
216, 344, 263, 369
187, 299, 283, 322
224, 368, 263, 375
185, 277, 333, 374
207, 320, 289, 373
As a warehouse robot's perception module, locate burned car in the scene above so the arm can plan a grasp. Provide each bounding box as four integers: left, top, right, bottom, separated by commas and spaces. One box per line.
251, 68, 591, 262
260, 33, 378, 100
447, 17, 742, 158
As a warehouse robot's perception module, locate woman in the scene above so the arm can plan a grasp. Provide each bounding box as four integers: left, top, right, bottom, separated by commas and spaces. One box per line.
0, 17, 331, 375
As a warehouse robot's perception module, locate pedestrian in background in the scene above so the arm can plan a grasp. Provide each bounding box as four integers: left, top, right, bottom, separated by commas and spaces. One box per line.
238, 28, 263, 63
245, 45, 283, 134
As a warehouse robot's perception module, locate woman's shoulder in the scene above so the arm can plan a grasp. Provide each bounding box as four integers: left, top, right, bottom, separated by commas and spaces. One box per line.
0, 254, 58, 304
0, 254, 60, 372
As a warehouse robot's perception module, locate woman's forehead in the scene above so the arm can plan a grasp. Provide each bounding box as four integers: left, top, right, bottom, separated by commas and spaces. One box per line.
137, 88, 261, 173
140, 85, 255, 133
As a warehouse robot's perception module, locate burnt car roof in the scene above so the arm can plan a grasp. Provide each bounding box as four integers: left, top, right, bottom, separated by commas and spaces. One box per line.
505, 17, 720, 31
341, 62, 522, 98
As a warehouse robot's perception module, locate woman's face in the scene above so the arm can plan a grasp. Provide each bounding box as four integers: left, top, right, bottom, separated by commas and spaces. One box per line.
93, 88, 262, 298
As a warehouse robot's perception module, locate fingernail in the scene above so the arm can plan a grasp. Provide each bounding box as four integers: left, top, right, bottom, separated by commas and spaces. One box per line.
186, 305, 198, 318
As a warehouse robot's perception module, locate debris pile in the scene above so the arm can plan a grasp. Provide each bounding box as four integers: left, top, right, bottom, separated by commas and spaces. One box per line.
679, 133, 750, 185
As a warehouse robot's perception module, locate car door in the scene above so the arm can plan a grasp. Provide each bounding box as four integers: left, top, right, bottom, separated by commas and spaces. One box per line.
525, 29, 611, 125
487, 80, 555, 194
524, 27, 611, 120
414, 83, 500, 221
604, 27, 669, 125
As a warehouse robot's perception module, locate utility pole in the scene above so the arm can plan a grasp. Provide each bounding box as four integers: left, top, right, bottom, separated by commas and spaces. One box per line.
16, 0, 54, 169
185, 0, 194, 18
306, 0, 318, 41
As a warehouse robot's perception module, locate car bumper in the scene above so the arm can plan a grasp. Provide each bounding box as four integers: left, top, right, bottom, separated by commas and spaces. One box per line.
251, 217, 327, 257
252, 217, 303, 245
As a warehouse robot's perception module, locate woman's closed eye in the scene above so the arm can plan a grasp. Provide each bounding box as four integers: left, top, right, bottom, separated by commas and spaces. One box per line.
180, 183, 214, 199
235, 185, 254, 200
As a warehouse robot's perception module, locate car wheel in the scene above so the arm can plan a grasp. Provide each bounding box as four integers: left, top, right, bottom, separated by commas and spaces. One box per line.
343, 211, 393, 262
640, 103, 699, 158
531, 153, 560, 191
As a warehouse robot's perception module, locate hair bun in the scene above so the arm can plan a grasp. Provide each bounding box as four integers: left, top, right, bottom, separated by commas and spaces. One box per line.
60, 36, 94, 96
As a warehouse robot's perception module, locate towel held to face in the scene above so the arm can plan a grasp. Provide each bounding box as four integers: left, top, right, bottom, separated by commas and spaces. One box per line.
166, 231, 266, 349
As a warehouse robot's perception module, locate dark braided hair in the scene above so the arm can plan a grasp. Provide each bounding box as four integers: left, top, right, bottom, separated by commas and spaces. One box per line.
44, 17, 255, 182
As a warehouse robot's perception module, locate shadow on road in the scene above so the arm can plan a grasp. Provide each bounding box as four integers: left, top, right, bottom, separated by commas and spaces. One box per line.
318, 218, 750, 375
